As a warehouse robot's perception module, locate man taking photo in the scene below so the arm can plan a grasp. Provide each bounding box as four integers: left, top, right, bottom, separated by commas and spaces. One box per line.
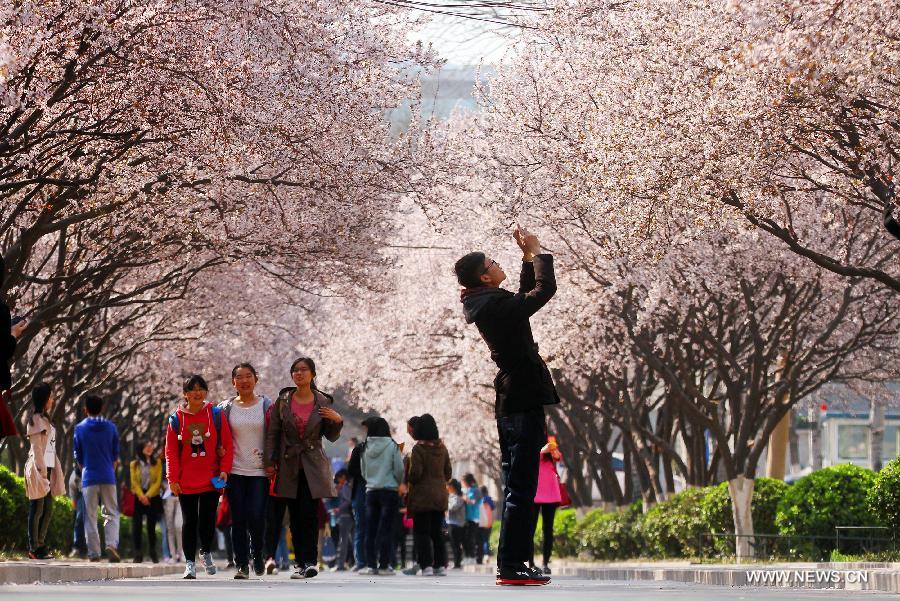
454, 226, 559, 587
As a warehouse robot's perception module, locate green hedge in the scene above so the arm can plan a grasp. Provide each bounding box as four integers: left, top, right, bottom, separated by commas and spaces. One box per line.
575, 501, 643, 559
867, 458, 900, 535
639, 487, 709, 558
699, 478, 788, 555
0, 465, 73, 553
776, 464, 878, 554
0, 464, 152, 558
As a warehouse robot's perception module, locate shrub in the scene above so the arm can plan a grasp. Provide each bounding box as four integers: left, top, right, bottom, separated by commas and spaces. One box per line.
639, 487, 709, 558
0, 465, 29, 550
867, 458, 900, 535
576, 501, 643, 560
776, 464, 878, 554
699, 477, 788, 556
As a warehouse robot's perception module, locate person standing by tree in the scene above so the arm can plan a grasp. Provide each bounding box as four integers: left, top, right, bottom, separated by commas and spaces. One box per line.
404, 414, 451, 577
530, 436, 563, 575
130, 440, 163, 563
455, 226, 558, 586
165, 375, 233, 579
24, 383, 65, 559
264, 357, 343, 580
74, 395, 121, 563
221, 363, 274, 579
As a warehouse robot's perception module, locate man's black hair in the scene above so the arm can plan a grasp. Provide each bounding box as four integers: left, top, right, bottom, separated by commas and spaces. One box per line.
85, 395, 104, 416
454, 251, 486, 288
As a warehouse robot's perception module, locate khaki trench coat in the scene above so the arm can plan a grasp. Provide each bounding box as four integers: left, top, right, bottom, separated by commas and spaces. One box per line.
24, 414, 66, 500
264, 388, 342, 499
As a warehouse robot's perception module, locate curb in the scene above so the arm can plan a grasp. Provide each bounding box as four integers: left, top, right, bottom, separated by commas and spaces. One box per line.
0, 561, 183, 584
465, 563, 900, 593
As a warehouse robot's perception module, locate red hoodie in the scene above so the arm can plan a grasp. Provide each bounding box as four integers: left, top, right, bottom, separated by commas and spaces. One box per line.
166, 402, 233, 495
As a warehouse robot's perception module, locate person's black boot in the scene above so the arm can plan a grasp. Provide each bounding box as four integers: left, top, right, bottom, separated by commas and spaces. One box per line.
496, 563, 550, 586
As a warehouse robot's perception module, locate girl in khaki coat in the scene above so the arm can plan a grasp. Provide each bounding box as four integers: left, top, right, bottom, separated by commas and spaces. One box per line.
24, 383, 65, 558
264, 357, 343, 579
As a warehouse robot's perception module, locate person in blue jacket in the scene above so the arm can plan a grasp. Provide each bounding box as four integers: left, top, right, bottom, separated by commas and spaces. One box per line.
74, 395, 121, 562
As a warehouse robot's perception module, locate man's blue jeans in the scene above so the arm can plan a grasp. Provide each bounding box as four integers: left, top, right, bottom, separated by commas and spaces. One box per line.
351, 484, 367, 568
496, 409, 544, 568
73, 493, 87, 554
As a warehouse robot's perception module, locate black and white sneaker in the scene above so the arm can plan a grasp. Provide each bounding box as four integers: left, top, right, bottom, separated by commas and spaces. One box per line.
303, 563, 319, 579
496, 564, 551, 586
233, 565, 249, 579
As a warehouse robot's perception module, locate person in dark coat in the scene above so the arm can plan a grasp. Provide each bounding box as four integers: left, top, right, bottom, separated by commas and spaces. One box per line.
263, 357, 343, 580
404, 414, 451, 576
454, 226, 558, 586
0, 255, 27, 438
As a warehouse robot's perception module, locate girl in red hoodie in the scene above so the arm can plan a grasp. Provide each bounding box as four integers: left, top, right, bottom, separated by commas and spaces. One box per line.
165, 374, 233, 579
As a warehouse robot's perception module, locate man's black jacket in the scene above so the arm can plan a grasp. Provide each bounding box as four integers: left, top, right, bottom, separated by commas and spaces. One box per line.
885, 203, 900, 241
461, 254, 560, 418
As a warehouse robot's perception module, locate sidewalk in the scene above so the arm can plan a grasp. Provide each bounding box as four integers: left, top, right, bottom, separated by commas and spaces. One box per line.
465, 560, 900, 593
0, 560, 182, 584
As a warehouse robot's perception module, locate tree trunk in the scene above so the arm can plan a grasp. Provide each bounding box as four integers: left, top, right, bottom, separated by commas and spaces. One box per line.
766, 412, 790, 480
728, 476, 755, 561
869, 399, 885, 472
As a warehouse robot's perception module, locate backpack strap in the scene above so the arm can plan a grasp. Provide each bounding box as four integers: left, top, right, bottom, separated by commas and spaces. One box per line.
211, 406, 222, 448
168, 411, 181, 441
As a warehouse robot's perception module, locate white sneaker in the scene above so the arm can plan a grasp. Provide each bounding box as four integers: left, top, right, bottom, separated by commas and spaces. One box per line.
183, 560, 196, 579
422, 567, 434, 576
358, 567, 377, 575
201, 552, 217, 575
377, 567, 396, 576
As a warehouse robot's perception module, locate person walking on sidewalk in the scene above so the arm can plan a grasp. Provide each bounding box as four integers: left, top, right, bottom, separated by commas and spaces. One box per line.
264, 357, 344, 580
358, 417, 403, 576
221, 363, 274, 579
530, 436, 563, 574
165, 374, 234, 579
68, 469, 88, 558
455, 225, 559, 586
331, 469, 354, 571
446, 479, 466, 569
74, 395, 121, 563
479, 485, 496, 558
161, 480, 184, 563
462, 474, 483, 565
24, 383, 65, 559
404, 414, 451, 577
130, 440, 163, 563
347, 425, 368, 571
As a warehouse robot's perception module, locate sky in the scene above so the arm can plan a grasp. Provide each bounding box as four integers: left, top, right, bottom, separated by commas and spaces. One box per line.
411, 16, 520, 66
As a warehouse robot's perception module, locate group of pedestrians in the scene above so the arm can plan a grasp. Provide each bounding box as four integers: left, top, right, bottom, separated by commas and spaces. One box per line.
6, 224, 567, 587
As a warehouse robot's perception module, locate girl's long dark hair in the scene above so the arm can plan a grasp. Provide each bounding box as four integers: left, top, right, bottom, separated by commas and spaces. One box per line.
30, 383, 52, 425
138, 439, 156, 464
413, 413, 439, 441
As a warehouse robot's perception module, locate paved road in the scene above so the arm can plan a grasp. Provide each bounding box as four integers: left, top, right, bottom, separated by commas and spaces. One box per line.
0, 569, 893, 600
